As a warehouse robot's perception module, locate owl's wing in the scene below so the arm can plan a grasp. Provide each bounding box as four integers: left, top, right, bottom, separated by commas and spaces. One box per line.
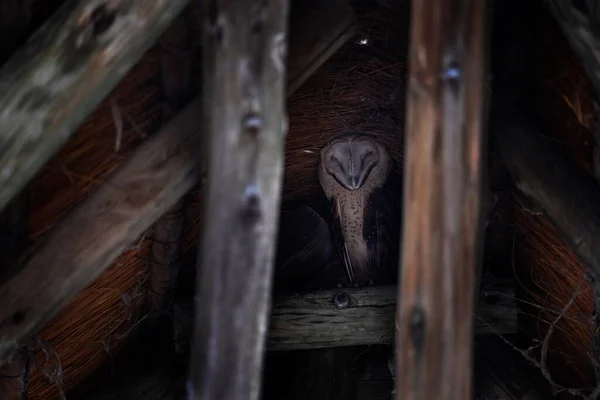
364, 169, 402, 285
275, 203, 334, 292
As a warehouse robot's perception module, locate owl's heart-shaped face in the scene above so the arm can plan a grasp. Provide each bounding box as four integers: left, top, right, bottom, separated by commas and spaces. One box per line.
321, 136, 380, 190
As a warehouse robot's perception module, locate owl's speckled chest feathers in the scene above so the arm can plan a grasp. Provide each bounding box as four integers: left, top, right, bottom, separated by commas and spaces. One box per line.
331, 185, 371, 267
318, 147, 392, 284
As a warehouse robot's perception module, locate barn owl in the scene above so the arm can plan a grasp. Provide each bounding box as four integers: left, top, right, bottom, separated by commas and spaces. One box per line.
318, 133, 401, 287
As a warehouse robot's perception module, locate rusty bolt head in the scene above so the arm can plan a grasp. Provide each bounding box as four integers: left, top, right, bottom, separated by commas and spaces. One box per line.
333, 292, 350, 309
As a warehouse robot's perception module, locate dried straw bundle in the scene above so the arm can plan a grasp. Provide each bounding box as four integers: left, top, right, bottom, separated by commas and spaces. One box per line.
23, 47, 163, 399
505, 6, 600, 390
283, 0, 409, 202
515, 206, 595, 388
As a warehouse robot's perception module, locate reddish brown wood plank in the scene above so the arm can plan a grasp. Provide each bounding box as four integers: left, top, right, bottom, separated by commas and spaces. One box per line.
395, 0, 488, 399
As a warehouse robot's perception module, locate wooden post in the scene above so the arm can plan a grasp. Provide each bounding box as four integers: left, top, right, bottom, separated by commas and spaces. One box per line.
0, 0, 355, 365
395, 0, 488, 399
187, 1, 289, 400
0, 0, 190, 214
173, 280, 517, 352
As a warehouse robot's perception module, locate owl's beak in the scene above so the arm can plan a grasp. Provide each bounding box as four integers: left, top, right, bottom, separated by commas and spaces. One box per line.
350, 175, 360, 190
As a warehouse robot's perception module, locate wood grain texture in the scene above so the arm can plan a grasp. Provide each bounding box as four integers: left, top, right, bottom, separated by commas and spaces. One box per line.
0, 0, 353, 367
174, 281, 517, 352
493, 119, 600, 294
0, 97, 203, 363
286, 0, 357, 95
395, 0, 488, 399
0, 0, 189, 214
187, 1, 290, 400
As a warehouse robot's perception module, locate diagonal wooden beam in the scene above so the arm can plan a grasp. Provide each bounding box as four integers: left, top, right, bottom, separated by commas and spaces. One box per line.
0, 98, 203, 362
395, 0, 488, 399
0, 0, 190, 214
186, 1, 289, 399
0, 0, 356, 367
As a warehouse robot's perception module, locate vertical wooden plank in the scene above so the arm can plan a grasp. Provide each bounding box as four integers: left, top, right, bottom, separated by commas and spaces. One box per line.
395, 0, 488, 399
187, 1, 290, 400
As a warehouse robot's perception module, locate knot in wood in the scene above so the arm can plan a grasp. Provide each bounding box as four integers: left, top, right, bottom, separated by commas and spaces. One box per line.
90, 4, 117, 37
243, 113, 262, 136
240, 184, 262, 222
409, 305, 426, 358
333, 292, 350, 309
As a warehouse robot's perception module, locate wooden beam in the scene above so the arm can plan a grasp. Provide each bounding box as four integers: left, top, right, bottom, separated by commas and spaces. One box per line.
286, 0, 357, 95
0, 98, 203, 362
173, 280, 517, 352
0, 0, 354, 365
547, 2, 600, 100
492, 118, 600, 289
395, 0, 488, 399
0, 0, 190, 214
187, 1, 289, 400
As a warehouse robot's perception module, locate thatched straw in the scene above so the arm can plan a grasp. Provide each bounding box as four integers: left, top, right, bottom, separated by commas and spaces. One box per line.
515, 205, 595, 388
505, 5, 600, 390
23, 45, 162, 399
283, 0, 409, 202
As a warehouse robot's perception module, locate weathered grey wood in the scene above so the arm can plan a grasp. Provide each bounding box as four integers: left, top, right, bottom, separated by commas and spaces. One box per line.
0, 0, 353, 365
396, 0, 488, 399
0, 97, 203, 363
286, 0, 357, 95
492, 118, 600, 288
0, 0, 190, 214
173, 281, 517, 352
0, 191, 31, 400
187, 1, 289, 400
